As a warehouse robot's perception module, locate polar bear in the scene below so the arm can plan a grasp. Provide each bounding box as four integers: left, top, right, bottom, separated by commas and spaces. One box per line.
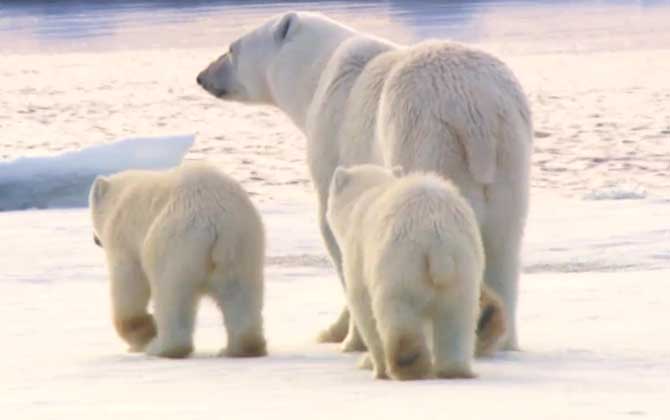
326, 164, 487, 380
197, 11, 532, 351
89, 162, 266, 359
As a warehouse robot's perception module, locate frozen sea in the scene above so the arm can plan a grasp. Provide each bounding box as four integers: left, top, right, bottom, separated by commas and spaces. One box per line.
1, 1, 669, 419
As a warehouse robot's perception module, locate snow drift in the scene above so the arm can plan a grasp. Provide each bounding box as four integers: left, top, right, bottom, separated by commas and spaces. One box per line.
0, 135, 194, 211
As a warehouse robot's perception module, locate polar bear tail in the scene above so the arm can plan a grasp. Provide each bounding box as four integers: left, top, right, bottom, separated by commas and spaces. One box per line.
426, 242, 460, 288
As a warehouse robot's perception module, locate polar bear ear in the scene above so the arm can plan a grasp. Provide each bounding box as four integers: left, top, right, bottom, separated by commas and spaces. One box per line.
391, 165, 405, 177
275, 12, 299, 43
332, 167, 350, 194
91, 176, 110, 203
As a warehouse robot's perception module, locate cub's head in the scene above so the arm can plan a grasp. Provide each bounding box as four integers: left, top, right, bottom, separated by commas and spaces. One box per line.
89, 175, 115, 248
329, 164, 402, 199
196, 11, 347, 105
326, 164, 403, 229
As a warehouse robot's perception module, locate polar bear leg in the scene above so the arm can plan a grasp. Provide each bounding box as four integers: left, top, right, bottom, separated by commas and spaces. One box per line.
432, 289, 477, 379
481, 183, 526, 351
317, 305, 350, 343
482, 229, 520, 350
341, 315, 367, 353
209, 263, 267, 358
108, 255, 156, 352
315, 199, 358, 345
347, 285, 388, 379
145, 262, 203, 359
374, 293, 431, 381
357, 352, 373, 370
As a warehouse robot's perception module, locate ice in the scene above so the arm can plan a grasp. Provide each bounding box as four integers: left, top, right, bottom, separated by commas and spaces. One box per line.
0, 135, 194, 211
525, 195, 670, 273
583, 182, 648, 201
1, 200, 669, 420
3, 5, 670, 199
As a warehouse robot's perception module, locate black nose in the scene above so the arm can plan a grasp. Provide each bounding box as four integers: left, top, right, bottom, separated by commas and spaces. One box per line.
196, 73, 204, 86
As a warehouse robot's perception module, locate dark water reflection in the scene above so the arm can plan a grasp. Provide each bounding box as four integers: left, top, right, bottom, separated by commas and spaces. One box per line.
2, 0, 670, 53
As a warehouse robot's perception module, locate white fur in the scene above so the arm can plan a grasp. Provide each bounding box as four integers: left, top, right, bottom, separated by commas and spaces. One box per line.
326, 165, 483, 380
89, 163, 266, 358
197, 11, 532, 350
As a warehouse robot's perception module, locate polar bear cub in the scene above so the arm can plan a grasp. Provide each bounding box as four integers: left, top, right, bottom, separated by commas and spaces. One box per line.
327, 164, 487, 380
89, 162, 266, 359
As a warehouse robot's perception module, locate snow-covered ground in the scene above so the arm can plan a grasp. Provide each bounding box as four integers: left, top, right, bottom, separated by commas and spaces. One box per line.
2, 197, 669, 419
2, 1, 670, 419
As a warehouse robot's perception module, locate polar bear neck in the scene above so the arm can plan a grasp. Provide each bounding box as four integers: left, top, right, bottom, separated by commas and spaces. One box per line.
267, 30, 355, 129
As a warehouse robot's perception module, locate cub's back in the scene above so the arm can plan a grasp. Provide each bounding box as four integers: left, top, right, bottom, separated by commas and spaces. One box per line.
164, 163, 261, 235
374, 173, 480, 246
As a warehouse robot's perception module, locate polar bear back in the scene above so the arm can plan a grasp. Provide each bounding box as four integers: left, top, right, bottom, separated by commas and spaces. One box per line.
161, 163, 257, 222
363, 174, 483, 264
327, 166, 484, 285
305, 35, 531, 198
377, 41, 532, 186
90, 162, 262, 261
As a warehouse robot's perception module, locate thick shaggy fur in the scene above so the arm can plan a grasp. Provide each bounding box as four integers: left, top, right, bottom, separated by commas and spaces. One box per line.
327, 164, 485, 380
197, 11, 532, 350
89, 163, 266, 358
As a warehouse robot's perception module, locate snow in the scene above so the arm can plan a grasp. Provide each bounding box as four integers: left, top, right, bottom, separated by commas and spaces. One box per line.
0, 135, 193, 211
524, 195, 670, 273
1, 199, 669, 420
583, 182, 648, 201
2, 1, 670, 419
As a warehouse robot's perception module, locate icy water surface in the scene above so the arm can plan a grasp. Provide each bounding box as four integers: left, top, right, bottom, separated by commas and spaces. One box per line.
1, 0, 670, 196
4, 0, 670, 53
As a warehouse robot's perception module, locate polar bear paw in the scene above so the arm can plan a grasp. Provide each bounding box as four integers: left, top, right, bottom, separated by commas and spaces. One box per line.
475, 288, 508, 357
358, 353, 388, 379
220, 333, 267, 358
435, 365, 476, 380
317, 309, 350, 343
317, 327, 347, 343
340, 330, 367, 353
373, 367, 389, 380
387, 335, 432, 381
145, 337, 193, 359
115, 314, 157, 352
357, 353, 373, 370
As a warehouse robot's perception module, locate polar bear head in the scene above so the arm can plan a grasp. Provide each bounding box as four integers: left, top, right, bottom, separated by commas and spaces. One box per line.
196, 12, 353, 112
89, 173, 137, 248
329, 164, 400, 198
327, 164, 402, 232
195, 13, 293, 104
89, 175, 114, 246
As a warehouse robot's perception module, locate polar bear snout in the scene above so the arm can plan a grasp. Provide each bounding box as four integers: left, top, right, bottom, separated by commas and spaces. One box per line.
196, 56, 233, 99
196, 68, 227, 98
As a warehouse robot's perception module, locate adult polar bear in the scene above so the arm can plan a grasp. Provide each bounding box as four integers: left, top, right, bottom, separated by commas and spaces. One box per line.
197, 12, 532, 350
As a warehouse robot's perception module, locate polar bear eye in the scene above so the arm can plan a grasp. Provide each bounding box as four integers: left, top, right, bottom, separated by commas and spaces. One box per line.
229, 41, 240, 56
